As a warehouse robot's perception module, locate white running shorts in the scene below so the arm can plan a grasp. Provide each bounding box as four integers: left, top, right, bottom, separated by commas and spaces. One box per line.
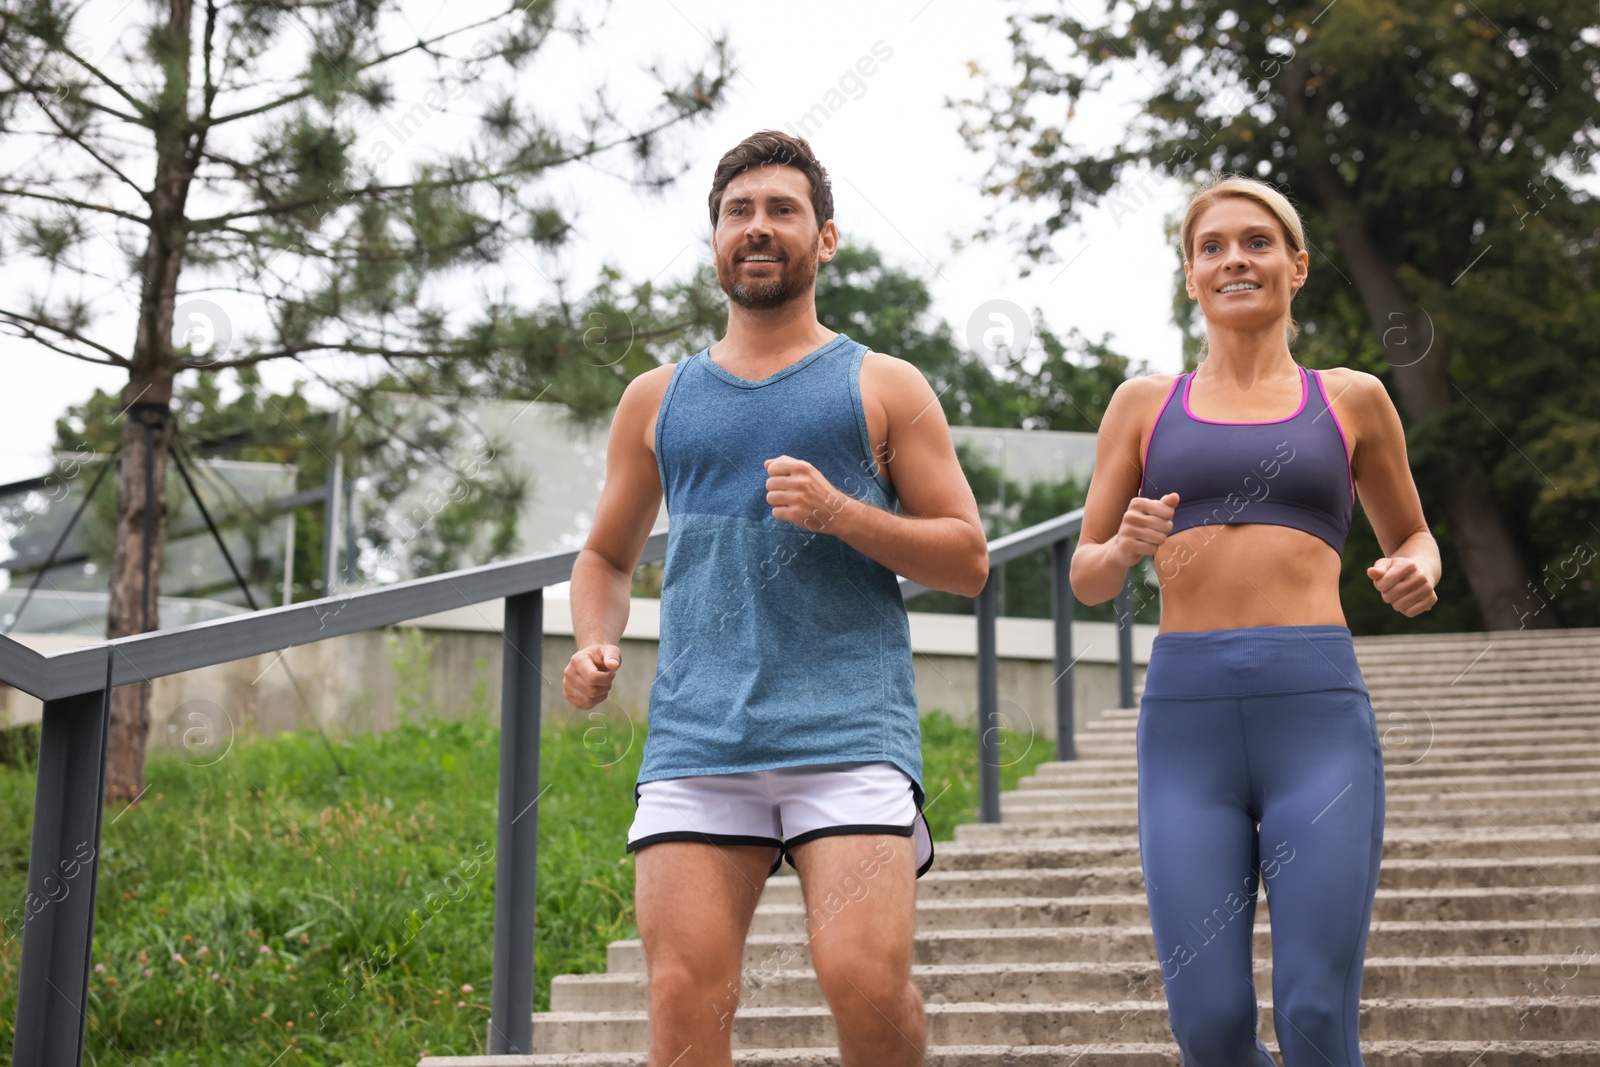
627, 760, 935, 878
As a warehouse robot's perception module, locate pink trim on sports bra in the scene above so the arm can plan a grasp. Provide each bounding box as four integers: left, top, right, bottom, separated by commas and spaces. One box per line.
1139, 376, 1185, 497
1182, 365, 1309, 425
1139, 375, 1184, 497
1313, 367, 1357, 505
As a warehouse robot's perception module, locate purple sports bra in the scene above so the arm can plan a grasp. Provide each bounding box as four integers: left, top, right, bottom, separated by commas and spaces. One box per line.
1137, 365, 1354, 554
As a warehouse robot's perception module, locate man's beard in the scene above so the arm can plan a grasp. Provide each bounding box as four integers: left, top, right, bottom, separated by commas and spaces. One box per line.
718, 236, 821, 310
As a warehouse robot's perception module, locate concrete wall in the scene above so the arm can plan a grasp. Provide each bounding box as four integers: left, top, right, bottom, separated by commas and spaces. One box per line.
1, 600, 1153, 756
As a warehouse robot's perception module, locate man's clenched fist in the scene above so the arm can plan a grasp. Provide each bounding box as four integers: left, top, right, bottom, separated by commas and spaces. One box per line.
764, 454, 851, 533
565, 644, 622, 709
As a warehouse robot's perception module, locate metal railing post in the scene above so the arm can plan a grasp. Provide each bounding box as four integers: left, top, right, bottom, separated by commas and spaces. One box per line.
1051, 537, 1076, 760
488, 591, 542, 1054
1115, 574, 1135, 708
13, 652, 112, 1067
976, 571, 1001, 823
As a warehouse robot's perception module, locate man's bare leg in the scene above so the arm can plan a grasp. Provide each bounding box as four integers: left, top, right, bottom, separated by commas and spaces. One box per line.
635, 841, 780, 1067
789, 833, 925, 1067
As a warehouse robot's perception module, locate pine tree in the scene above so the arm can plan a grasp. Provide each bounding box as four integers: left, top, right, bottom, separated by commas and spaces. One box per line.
0, 0, 731, 802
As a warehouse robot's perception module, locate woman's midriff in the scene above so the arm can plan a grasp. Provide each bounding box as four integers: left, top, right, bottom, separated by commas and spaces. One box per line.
1150, 523, 1346, 633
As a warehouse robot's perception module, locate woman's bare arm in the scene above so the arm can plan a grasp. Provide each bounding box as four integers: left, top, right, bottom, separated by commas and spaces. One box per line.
1071, 377, 1179, 605
1343, 370, 1440, 616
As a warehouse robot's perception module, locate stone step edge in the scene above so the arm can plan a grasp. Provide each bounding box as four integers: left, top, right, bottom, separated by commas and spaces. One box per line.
759, 855, 1600, 882
1027, 756, 1600, 767
943, 828, 1596, 849
554, 951, 1584, 985
603, 917, 1600, 963
1068, 739, 1600, 751
1000, 791, 1600, 806
990, 815, 1597, 829
1013, 777, 1598, 788
531, 994, 1600, 1022
420, 1038, 1600, 1066
607, 915, 1600, 949
1094, 702, 1600, 715
1053, 754, 1600, 765
750, 884, 1600, 917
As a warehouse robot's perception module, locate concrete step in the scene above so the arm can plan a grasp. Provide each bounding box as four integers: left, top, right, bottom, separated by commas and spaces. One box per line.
1352, 625, 1600, 641
941, 825, 1600, 862
1369, 675, 1600, 694
1002, 788, 1600, 814
1062, 748, 1600, 771
1363, 671, 1600, 689
526, 996, 1600, 1051
1071, 736, 1600, 757
751, 856, 1600, 904
1076, 718, 1600, 737
1022, 768, 1600, 791
1020, 756, 1600, 782
1361, 674, 1600, 689
1126, 686, 1600, 705
1021, 767, 1600, 792
953, 807, 1597, 838
1365, 702, 1600, 723
1072, 732, 1600, 754
1069, 735, 1600, 757
1352, 627, 1600, 646
1004, 771, 1593, 796
1095, 700, 1600, 719
1060, 753, 1600, 774
746, 885, 1600, 935
1360, 653, 1600, 667
421, 1039, 1600, 1066
1361, 655, 1600, 669
604, 919, 1600, 972
550, 955, 1600, 1012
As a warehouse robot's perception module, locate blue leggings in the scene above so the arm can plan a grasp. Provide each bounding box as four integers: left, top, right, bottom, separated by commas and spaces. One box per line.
1137, 625, 1385, 1067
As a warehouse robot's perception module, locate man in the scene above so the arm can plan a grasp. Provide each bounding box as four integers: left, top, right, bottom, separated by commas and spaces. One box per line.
563, 129, 987, 1067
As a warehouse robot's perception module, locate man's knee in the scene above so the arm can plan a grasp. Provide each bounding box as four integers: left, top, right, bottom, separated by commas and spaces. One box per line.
648, 954, 741, 1022
814, 953, 914, 1017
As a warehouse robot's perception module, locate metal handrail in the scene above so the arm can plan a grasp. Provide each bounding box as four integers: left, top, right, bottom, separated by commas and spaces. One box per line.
1, 532, 669, 702
4, 508, 1136, 1065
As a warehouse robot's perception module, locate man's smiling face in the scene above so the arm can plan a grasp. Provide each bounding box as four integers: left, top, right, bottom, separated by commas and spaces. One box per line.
711, 165, 835, 311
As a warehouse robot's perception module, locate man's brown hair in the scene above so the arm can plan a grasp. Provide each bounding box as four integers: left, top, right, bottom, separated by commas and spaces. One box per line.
707, 130, 834, 230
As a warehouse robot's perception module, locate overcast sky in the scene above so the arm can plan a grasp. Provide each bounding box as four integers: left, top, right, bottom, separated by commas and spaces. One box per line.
0, 0, 1187, 485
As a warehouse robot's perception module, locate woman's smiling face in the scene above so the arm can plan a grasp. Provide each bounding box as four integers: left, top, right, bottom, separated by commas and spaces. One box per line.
1184, 196, 1309, 338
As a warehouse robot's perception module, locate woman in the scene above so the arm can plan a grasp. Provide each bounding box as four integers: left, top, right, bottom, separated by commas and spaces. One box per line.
1070, 175, 1440, 1066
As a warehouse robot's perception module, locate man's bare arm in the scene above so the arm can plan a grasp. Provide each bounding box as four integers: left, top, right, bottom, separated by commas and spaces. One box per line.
763, 356, 987, 597
565, 365, 671, 708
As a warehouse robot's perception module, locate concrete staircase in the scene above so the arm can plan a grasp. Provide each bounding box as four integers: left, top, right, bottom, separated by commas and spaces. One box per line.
424, 628, 1600, 1064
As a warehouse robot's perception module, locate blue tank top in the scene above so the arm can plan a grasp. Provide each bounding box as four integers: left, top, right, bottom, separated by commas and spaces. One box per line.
639, 333, 924, 802
1138, 364, 1354, 554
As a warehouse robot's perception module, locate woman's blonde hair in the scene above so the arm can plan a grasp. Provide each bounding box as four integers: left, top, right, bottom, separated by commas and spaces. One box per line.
1180, 174, 1307, 346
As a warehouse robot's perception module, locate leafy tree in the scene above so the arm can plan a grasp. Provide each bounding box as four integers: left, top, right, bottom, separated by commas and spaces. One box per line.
960, 0, 1600, 631
0, 0, 731, 802
816, 245, 1141, 431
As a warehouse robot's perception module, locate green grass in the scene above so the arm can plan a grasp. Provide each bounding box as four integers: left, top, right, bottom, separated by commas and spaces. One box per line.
0, 707, 1053, 1065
